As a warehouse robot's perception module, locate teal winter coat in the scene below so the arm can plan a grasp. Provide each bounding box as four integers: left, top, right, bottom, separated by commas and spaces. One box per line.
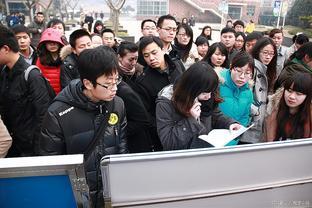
219, 69, 253, 127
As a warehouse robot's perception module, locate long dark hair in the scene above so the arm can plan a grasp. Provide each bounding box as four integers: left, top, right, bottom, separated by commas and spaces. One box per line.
174, 23, 193, 62
172, 61, 219, 117
200, 26, 212, 40
251, 37, 277, 91
276, 73, 312, 140
202, 42, 228, 68
38, 42, 62, 66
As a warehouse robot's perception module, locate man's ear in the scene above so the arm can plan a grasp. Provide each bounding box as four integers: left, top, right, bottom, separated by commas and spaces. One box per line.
83, 79, 94, 90
2, 45, 10, 53
303, 54, 312, 63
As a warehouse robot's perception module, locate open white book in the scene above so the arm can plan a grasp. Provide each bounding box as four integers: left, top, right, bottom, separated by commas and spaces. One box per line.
198, 124, 254, 148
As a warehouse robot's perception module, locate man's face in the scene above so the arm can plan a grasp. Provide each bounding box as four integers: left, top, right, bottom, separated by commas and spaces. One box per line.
142, 21, 157, 37
102, 32, 115, 48
220, 32, 236, 49
86, 72, 119, 102
271, 32, 283, 48
245, 39, 257, 54
15, 32, 31, 52
119, 51, 138, 71
157, 19, 177, 44
36, 14, 44, 23
234, 25, 244, 33
73, 36, 92, 56
142, 42, 165, 69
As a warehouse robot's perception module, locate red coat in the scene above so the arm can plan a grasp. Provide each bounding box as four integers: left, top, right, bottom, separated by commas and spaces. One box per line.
36, 59, 61, 94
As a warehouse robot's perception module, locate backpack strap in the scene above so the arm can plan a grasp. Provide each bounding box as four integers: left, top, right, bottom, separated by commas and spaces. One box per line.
24, 65, 41, 81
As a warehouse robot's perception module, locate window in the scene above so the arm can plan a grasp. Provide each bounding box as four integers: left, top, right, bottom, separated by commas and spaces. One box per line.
228, 5, 241, 20
247, 5, 256, 16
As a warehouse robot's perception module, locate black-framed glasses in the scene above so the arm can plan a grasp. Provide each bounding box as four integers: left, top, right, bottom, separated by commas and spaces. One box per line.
96, 76, 122, 90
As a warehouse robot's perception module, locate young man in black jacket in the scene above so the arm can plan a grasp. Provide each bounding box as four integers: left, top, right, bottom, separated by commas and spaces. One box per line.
11, 24, 38, 65
60, 29, 92, 89
39, 46, 128, 208
136, 36, 185, 151
0, 25, 52, 157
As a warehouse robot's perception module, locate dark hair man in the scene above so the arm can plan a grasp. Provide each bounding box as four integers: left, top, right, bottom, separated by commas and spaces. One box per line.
0, 25, 52, 157
11, 24, 38, 65
156, 14, 178, 58
60, 29, 92, 89
220, 27, 238, 67
269, 28, 288, 76
244, 31, 263, 54
233, 20, 245, 33
101, 28, 117, 51
27, 12, 46, 47
136, 36, 185, 151
141, 19, 157, 37
39, 46, 128, 207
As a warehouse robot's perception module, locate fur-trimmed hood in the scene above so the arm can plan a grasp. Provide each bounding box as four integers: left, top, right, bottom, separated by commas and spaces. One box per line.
266, 87, 284, 116
60, 45, 73, 61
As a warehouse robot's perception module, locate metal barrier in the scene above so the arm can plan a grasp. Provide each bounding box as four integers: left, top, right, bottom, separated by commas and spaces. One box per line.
101, 139, 312, 208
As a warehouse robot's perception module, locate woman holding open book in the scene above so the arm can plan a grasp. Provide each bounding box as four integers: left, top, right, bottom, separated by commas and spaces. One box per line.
156, 61, 241, 151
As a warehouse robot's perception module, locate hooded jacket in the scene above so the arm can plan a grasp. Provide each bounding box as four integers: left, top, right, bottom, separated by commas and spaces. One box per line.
60, 45, 79, 89
36, 28, 65, 94
39, 80, 128, 207
156, 85, 236, 150
276, 58, 312, 89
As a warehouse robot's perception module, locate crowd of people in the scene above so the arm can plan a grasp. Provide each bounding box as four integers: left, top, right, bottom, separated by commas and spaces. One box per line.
0, 12, 311, 207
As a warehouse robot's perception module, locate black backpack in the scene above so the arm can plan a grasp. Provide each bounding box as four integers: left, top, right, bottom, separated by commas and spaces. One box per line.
24, 65, 56, 101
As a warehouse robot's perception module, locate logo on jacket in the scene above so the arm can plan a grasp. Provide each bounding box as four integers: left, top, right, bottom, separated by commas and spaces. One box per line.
59, 106, 74, 116
108, 113, 118, 125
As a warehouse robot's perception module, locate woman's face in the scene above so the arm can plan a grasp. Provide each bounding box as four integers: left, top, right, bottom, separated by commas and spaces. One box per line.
259, 44, 275, 65
204, 28, 211, 36
284, 87, 307, 110
96, 24, 103, 32
176, 27, 191, 46
234, 35, 244, 50
197, 43, 209, 57
46, 42, 60, 53
211, 47, 226, 67
198, 92, 211, 101
230, 64, 252, 87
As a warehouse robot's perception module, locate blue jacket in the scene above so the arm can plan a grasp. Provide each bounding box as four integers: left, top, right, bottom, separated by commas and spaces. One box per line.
219, 69, 253, 127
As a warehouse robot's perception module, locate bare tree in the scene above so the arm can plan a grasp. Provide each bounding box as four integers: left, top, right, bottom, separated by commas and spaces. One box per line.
63, 0, 80, 19
105, 0, 126, 34
23, 0, 53, 23
23, 0, 38, 22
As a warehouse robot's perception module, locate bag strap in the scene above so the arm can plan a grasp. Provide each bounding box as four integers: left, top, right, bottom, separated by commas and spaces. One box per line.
24, 65, 40, 81
84, 103, 114, 161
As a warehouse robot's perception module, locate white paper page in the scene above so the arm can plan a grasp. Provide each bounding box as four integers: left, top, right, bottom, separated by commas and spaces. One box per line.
198, 124, 254, 148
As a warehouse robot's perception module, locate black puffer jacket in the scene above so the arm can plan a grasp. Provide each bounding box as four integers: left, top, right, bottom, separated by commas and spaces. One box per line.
39, 80, 128, 207
0, 56, 51, 157
60, 45, 79, 89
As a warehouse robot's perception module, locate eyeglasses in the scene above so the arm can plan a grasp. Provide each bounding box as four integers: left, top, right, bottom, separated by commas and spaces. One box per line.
96, 77, 122, 90
143, 26, 156, 30
161, 27, 177, 32
260, 50, 275, 57
233, 67, 252, 78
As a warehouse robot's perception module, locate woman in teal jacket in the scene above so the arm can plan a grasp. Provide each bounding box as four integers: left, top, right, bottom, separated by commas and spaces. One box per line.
219, 51, 255, 144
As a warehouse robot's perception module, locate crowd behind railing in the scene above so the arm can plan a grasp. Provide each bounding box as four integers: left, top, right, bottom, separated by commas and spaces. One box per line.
0, 12, 311, 207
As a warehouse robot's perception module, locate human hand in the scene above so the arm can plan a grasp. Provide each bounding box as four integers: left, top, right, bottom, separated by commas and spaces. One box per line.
189, 98, 201, 120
